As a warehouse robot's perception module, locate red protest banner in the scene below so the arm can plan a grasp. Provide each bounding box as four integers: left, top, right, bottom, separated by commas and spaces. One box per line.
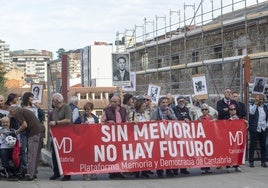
50, 119, 247, 175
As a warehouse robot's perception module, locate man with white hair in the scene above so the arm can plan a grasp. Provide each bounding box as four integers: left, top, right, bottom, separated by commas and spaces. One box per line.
49, 93, 72, 181
69, 95, 81, 124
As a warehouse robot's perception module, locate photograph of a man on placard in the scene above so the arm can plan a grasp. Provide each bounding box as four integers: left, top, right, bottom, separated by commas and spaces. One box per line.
148, 84, 161, 104
32, 84, 43, 103
252, 77, 267, 94
112, 54, 130, 81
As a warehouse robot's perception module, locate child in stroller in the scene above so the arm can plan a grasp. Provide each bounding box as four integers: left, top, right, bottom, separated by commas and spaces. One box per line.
0, 116, 19, 179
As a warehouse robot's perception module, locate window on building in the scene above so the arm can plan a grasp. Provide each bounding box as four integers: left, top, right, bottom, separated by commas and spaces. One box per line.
192, 51, 199, 62
80, 94, 87, 99
95, 93, 100, 99
214, 46, 222, 58
171, 55, 179, 65
141, 52, 148, 70
237, 48, 248, 55
157, 58, 162, 68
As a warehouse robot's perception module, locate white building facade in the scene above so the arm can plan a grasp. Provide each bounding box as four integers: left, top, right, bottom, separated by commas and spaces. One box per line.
81, 45, 114, 87
11, 49, 52, 83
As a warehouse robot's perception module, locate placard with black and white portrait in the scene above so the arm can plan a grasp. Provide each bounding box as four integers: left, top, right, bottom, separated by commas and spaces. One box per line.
31, 84, 43, 103
112, 53, 131, 86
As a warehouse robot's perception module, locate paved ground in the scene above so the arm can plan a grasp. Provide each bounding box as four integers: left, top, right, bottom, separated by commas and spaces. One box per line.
1, 162, 268, 188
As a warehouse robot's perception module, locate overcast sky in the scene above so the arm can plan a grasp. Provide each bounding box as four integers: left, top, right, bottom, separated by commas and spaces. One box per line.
0, 0, 264, 57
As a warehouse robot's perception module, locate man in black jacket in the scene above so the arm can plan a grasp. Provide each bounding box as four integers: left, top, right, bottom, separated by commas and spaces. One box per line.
216, 88, 238, 120
172, 96, 191, 175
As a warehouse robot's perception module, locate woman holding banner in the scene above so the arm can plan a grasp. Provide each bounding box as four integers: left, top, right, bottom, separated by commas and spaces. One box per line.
198, 103, 215, 174
151, 96, 178, 178
81, 101, 99, 180
129, 97, 152, 178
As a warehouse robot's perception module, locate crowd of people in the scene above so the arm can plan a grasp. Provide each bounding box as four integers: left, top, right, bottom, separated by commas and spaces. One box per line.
0, 88, 267, 181
0, 92, 45, 181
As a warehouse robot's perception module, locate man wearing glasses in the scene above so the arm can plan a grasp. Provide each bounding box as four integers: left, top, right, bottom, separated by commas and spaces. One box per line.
172, 96, 191, 175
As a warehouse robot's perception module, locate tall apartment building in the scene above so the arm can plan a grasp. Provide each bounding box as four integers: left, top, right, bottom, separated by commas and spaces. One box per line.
81, 43, 114, 87
0, 40, 10, 71
11, 49, 52, 83
66, 49, 82, 85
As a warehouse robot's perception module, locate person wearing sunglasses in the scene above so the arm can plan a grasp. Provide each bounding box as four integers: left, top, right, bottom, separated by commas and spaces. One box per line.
198, 103, 215, 174
228, 104, 243, 172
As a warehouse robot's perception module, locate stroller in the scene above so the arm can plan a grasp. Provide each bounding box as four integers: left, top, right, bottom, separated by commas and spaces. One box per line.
0, 128, 20, 179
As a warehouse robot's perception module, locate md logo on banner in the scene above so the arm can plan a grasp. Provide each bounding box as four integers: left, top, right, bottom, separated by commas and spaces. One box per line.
54, 137, 73, 153
229, 131, 243, 146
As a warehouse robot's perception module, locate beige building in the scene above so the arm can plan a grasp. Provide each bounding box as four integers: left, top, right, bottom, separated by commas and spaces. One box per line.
4, 68, 25, 88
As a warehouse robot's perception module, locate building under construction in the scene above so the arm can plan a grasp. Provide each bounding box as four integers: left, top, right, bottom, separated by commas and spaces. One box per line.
120, 0, 268, 104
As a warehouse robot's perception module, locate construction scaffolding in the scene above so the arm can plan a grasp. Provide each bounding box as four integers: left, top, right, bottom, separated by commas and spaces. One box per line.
116, 0, 268, 106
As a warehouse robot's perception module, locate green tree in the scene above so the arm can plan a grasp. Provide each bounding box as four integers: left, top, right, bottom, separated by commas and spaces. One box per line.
56, 48, 65, 59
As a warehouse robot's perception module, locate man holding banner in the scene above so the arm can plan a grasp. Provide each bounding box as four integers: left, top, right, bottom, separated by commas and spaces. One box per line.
101, 94, 127, 179
49, 93, 72, 181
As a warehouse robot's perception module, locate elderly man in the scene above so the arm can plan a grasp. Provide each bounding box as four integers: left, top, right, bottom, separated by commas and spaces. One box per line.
101, 94, 127, 179
216, 88, 238, 120
49, 93, 72, 181
172, 96, 191, 175
9, 105, 44, 181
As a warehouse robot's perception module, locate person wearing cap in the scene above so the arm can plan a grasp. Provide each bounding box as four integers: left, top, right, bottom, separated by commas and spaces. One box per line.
172, 96, 191, 175
150, 96, 177, 178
